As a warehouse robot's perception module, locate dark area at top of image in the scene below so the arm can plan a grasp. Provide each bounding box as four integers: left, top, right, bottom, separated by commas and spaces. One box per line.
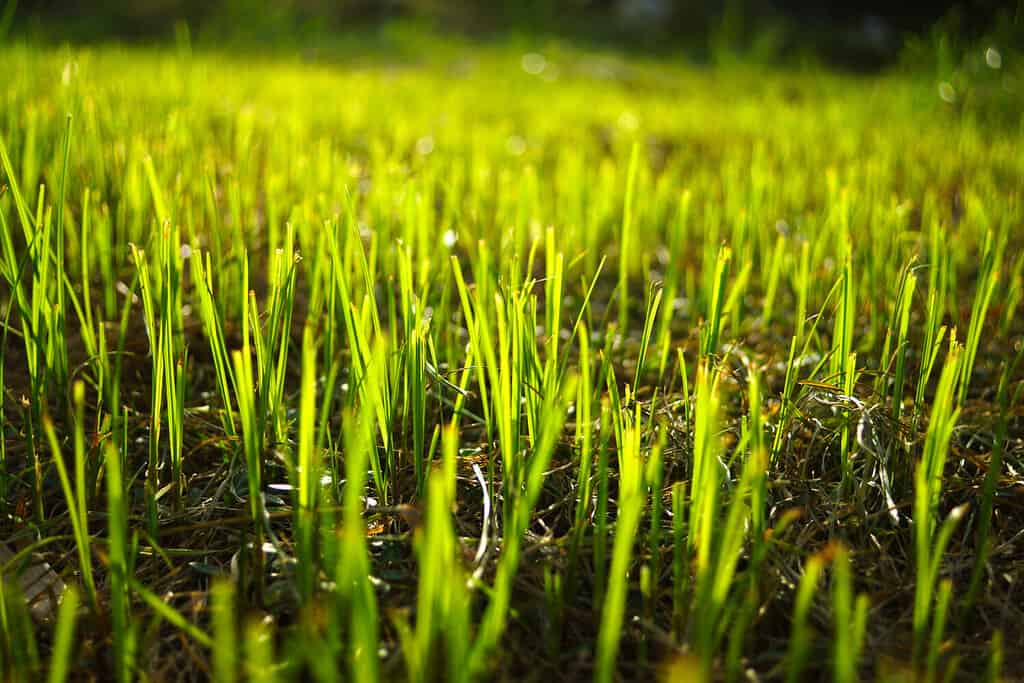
9, 0, 1021, 69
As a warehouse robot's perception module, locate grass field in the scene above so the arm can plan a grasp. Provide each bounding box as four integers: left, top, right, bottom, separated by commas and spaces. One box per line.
0, 26, 1022, 681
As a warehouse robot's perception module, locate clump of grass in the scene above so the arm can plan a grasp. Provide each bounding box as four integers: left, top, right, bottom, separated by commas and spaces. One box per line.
913, 343, 964, 669
595, 415, 657, 683
831, 544, 869, 683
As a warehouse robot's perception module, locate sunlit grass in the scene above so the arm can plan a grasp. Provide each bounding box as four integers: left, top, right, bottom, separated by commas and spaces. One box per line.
0, 28, 1021, 682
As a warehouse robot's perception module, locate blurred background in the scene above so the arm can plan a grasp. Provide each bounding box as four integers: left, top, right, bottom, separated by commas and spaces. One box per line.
6, 0, 1023, 70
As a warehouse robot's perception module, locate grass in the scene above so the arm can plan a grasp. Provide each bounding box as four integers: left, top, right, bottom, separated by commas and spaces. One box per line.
0, 25, 1022, 682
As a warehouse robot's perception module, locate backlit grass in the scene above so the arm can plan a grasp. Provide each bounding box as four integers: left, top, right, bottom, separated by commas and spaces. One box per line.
1, 28, 1022, 682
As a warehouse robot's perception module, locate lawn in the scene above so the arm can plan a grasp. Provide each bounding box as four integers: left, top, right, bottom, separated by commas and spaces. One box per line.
0, 26, 1022, 681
